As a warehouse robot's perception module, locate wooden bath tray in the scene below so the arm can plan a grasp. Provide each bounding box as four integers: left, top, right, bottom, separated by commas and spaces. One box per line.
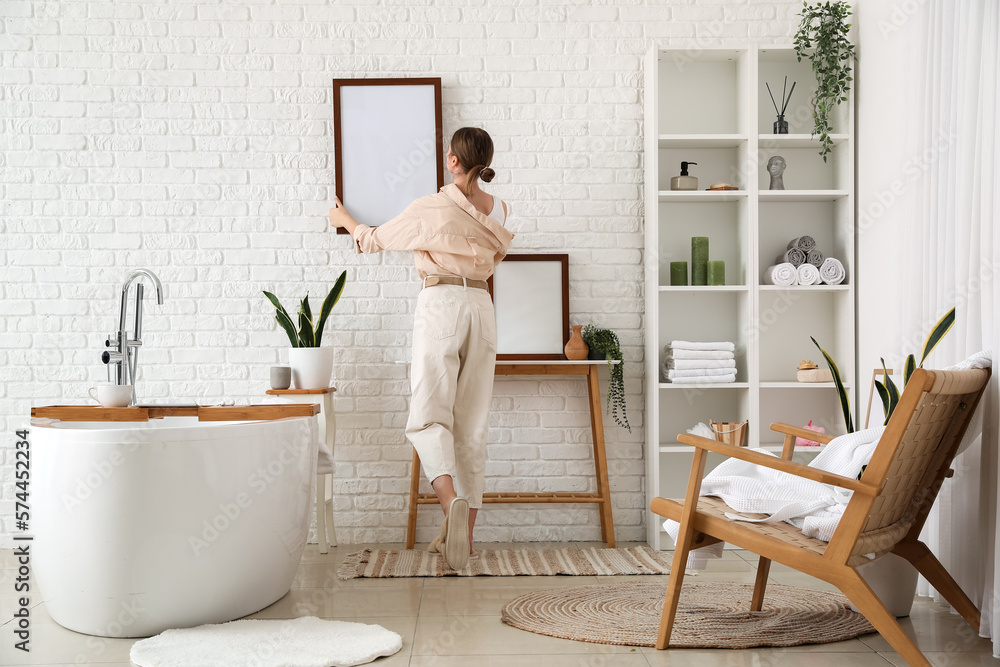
30, 404, 320, 422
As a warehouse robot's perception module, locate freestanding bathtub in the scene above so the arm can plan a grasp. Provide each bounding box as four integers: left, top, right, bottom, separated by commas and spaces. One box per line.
31, 414, 318, 637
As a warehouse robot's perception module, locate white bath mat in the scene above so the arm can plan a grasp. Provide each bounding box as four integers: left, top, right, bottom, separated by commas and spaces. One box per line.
130, 616, 402, 667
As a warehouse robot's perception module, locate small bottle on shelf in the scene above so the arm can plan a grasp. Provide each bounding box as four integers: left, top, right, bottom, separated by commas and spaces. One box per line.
670, 161, 698, 191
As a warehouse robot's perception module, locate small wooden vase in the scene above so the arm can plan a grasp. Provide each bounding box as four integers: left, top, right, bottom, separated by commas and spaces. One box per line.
564, 325, 589, 360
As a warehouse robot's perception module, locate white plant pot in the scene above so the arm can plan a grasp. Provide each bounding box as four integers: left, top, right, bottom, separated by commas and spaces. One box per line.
288, 347, 334, 390
851, 553, 919, 617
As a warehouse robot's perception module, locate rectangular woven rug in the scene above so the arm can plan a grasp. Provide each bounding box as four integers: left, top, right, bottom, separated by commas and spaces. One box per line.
338, 545, 674, 579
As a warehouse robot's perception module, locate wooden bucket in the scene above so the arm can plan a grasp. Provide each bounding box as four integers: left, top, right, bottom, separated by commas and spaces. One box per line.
710, 419, 748, 447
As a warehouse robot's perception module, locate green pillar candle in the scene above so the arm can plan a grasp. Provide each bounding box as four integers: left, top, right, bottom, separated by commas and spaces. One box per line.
707, 260, 726, 285
669, 261, 688, 286
691, 237, 709, 286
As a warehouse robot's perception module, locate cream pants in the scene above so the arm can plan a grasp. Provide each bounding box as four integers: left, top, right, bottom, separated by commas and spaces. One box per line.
405, 284, 496, 508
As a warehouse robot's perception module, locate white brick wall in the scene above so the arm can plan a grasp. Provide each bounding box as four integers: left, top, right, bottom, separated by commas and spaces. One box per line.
0, 0, 800, 547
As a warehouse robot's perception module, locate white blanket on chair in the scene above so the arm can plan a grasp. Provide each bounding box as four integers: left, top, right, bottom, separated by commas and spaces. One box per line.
663, 426, 885, 559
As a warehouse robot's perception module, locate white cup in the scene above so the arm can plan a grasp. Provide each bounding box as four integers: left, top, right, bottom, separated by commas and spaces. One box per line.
89, 383, 133, 408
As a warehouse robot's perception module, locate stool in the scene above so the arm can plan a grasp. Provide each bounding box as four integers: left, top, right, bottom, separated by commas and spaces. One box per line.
265, 387, 337, 552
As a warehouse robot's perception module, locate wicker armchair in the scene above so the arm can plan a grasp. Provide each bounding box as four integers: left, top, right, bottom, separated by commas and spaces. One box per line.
650, 367, 991, 666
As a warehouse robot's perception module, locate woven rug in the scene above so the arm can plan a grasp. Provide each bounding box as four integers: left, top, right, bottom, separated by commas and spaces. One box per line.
502, 580, 876, 648
338, 545, 673, 579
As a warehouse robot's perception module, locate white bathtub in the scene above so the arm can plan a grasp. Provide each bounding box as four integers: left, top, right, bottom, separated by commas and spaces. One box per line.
31, 415, 318, 637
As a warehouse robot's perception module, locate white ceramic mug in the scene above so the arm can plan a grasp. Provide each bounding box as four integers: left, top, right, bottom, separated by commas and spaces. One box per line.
89, 383, 133, 408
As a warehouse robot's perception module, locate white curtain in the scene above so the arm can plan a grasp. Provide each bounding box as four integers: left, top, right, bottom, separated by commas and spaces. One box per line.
898, 0, 1000, 655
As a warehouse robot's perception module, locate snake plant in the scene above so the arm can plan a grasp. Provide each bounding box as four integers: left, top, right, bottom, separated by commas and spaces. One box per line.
873, 308, 955, 425
812, 307, 955, 433
263, 270, 347, 347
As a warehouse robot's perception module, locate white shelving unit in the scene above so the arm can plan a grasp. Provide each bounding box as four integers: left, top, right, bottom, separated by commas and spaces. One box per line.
643, 45, 856, 549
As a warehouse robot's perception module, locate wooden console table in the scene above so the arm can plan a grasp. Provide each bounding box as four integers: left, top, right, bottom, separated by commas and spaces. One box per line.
405, 360, 617, 549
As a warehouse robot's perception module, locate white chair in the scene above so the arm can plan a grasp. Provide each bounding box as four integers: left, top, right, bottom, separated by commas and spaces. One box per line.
265, 387, 337, 551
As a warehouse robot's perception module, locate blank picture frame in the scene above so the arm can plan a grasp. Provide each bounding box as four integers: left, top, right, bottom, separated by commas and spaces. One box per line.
332, 78, 444, 232
489, 254, 570, 361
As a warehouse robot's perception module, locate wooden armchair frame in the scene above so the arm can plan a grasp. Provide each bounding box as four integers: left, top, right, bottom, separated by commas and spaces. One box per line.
650, 368, 991, 666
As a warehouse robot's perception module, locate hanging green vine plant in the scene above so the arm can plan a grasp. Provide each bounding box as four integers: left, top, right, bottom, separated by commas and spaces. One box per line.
794, 1, 856, 162
582, 325, 629, 432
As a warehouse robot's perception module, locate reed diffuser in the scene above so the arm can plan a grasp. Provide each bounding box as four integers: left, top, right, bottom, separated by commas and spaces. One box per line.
766, 76, 796, 134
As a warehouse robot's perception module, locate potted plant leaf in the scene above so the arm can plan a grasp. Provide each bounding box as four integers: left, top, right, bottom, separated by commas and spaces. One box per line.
582, 325, 629, 431
263, 270, 347, 389
794, 1, 856, 162
811, 307, 955, 433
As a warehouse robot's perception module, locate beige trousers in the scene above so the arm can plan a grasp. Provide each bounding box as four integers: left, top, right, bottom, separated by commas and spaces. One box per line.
405, 284, 496, 508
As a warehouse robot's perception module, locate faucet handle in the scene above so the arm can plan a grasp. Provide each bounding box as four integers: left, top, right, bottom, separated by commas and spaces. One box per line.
102, 350, 122, 365
106, 334, 118, 348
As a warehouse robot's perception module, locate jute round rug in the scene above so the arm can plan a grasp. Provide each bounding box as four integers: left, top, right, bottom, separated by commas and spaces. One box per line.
501, 580, 876, 649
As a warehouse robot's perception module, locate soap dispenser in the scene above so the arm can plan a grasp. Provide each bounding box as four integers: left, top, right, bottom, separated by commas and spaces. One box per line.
670, 161, 698, 191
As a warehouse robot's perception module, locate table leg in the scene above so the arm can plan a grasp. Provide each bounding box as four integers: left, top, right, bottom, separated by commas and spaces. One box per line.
587, 365, 615, 547
406, 449, 421, 550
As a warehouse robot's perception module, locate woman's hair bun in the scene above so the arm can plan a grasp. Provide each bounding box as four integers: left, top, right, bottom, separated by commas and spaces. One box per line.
480, 167, 496, 183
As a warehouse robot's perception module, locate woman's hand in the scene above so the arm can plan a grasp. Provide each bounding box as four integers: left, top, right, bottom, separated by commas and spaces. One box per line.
329, 196, 359, 233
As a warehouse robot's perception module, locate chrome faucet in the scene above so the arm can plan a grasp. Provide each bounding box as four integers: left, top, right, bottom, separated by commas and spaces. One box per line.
101, 269, 165, 406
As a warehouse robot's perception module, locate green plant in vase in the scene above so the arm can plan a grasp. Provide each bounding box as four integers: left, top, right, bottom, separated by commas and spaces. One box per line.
582, 325, 629, 432
811, 307, 955, 433
263, 270, 347, 347
794, 1, 856, 162
262, 270, 347, 390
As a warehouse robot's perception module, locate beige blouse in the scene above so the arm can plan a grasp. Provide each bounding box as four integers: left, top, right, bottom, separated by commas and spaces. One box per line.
350, 184, 515, 281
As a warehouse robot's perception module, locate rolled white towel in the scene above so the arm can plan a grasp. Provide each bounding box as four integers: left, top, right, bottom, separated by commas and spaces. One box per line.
789, 235, 816, 252
668, 349, 735, 361
669, 340, 735, 352
777, 247, 806, 267
762, 263, 798, 286
819, 257, 846, 285
797, 262, 821, 285
670, 373, 737, 384
667, 358, 737, 370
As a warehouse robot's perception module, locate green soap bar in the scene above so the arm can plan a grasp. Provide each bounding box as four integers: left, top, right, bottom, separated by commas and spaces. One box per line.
670, 261, 688, 286
691, 237, 709, 286
707, 260, 725, 285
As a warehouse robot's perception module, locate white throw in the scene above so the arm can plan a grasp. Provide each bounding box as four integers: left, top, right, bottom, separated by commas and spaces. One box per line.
797, 262, 821, 286
669, 373, 737, 384
670, 340, 735, 352
819, 257, 846, 285
664, 425, 886, 548
762, 263, 797, 286
666, 358, 737, 370
668, 349, 735, 361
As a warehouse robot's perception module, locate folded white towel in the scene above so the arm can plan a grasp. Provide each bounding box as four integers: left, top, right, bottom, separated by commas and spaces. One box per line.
668, 349, 735, 361
819, 257, 846, 285
669, 340, 735, 352
762, 263, 797, 286
666, 368, 737, 379
667, 358, 737, 370
669, 373, 737, 384
797, 262, 821, 286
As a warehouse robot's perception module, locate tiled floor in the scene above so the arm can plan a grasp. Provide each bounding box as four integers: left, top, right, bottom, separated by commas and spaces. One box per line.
2, 543, 999, 666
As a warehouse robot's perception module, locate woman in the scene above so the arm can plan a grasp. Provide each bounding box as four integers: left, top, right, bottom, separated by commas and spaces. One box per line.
328, 127, 513, 570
